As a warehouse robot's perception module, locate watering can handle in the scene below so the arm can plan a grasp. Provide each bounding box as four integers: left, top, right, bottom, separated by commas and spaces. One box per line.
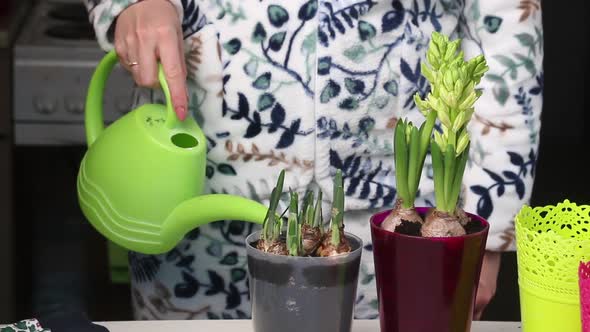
85, 50, 179, 146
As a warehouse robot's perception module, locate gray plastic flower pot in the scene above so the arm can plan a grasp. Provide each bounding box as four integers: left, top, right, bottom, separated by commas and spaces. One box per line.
246, 231, 363, 332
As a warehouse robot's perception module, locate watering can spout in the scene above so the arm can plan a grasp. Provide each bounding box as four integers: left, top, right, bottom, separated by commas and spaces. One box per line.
161, 194, 268, 249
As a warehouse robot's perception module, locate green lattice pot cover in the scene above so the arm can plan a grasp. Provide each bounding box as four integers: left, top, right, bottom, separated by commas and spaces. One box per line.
516, 199, 590, 331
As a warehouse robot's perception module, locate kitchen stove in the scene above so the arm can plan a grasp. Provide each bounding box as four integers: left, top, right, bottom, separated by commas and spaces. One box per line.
13, 0, 135, 145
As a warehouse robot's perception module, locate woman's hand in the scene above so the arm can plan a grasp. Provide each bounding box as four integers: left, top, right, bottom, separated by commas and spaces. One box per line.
474, 251, 501, 320
114, 0, 188, 120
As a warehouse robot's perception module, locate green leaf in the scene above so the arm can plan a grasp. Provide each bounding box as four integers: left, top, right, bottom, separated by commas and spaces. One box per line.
535, 26, 543, 53
343, 44, 367, 63
320, 80, 341, 103
509, 68, 517, 80
469, 0, 480, 20
206, 165, 214, 178
371, 95, 389, 109
218, 163, 237, 175
493, 81, 510, 105
483, 15, 502, 33
394, 120, 410, 204
515, 33, 535, 48
298, 0, 318, 21
223, 38, 241, 55
447, 144, 470, 211
494, 55, 516, 69
301, 30, 317, 53
243, 59, 258, 77
430, 141, 446, 210
383, 80, 398, 96
338, 97, 359, 110
361, 273, 374, 285
267, 5, 289, 27
344, 77, 365, 94
287, 191, 300, 256
252, 22, 267, 43
369, 299, 379, 309
443, 145, 456, 212
228, 220, 245, 235
269, 32, 287, 51
247, 181, 261, 202
515, 53, 536, 76
257, 93, 275, 111
220, 252, 238, 265
358, 20, 377, 41
252, 72, 271, 90
206, 242, 222, 257
406, 126, 421, 204
485, 74, 505, 83
231, 268, 247, 282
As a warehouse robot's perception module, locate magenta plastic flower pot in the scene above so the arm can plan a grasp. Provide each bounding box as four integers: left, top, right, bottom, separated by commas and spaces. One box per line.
370, 207, 489, 332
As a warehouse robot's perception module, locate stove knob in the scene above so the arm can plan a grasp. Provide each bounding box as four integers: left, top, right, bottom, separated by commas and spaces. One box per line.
33, 96, 57, 114
65, 97, 84, 115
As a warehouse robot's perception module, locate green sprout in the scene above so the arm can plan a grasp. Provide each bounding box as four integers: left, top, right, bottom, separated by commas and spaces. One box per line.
301, 189, 315, 226
418, 32, 489, 214
261, 169, 285, 243
286, 191, 301, 256
259, 169, 350, 256
312, 190, 323, 231
330, 169, 344, 246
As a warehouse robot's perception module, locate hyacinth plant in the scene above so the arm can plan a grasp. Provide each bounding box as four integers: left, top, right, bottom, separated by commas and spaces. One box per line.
257, 169, 351, 257
382, 31, 489, 237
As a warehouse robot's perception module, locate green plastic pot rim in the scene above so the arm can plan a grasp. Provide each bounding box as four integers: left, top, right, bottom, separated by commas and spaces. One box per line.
370, 207, 490, 241
245, 230, 363, 261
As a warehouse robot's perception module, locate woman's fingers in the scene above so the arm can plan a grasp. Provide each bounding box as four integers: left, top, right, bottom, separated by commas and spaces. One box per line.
113, 0, 187, 120
124, 34, 142, 84
136, 30, 158, 88
157, 26, 188, 120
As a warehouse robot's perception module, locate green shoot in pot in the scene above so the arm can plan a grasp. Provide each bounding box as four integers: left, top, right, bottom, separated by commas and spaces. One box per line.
301, 189, 315, 225
256, 169, 352, 256
301, 189, 323, 256
318, 169, 351, 257
257, 170, 288, 255
312, 190, 323, 231
287, 191, 301, 256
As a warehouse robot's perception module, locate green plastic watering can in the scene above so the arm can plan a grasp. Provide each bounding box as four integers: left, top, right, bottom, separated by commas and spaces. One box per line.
77, 50, 269, 255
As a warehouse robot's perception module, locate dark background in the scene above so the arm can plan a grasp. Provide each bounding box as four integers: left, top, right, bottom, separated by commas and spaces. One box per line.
3, 0, 590, 323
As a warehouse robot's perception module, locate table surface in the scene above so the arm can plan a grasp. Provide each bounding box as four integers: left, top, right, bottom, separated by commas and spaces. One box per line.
96, 320, 522, 331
